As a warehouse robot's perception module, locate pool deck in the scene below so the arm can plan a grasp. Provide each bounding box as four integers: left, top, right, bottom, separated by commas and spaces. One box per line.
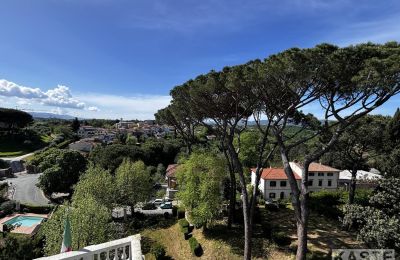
0, 213, 48, 235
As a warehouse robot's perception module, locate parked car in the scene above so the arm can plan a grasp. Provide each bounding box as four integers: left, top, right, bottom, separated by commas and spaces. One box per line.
152, 199, 164, 207
160, 202, 173, 209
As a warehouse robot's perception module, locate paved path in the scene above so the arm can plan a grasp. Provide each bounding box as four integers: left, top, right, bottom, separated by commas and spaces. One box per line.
1, 172, 50, 206
0, 152, 35, 161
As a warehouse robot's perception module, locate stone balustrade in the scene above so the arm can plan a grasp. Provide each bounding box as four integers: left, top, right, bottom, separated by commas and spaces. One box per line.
34, 234, 143, 260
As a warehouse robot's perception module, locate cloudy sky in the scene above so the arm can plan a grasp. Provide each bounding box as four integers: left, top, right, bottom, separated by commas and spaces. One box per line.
0, 0, 399, 119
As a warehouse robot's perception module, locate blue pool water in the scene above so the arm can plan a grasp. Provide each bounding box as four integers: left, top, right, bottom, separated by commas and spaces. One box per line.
4, 216, 45, 227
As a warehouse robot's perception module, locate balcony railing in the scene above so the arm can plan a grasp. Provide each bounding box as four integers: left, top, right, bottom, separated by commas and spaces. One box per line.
34, 234, 143, 260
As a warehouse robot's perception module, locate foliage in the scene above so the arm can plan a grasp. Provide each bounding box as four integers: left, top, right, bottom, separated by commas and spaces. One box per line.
176, 152, 226, 227
72, 164, 115, 209
41, 200, 113, 256
71, 117, 80, 132
36, 149, 87, 194
20, 204, 54, 214
0, 233, 44, 260
0, 201, 16, 215
188, 237, 203, 256
0, 107, 33, 130
89, 144, 145, 173
342, 178, 400, 252
179, 219, 189, 228
150, 243, 166, 260
115, 159, 152, 208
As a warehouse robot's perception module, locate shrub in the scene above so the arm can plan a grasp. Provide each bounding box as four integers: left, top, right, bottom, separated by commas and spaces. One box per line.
21, 204, 54, 214
272, 231, 291, 246
188, 237, 202, 256
151, 243, 166, 260
263, 222, 275, 239
177, 207, 185, 219
0, 200, 16, 215
178, 218, 189, 228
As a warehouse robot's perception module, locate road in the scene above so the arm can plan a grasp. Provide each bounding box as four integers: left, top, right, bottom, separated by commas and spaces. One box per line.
1, 172, 50, 206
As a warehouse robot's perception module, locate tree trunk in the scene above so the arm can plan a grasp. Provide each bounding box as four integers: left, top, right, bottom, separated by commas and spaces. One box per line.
348, 167, 357, 204
227, 142, 252, 260
228, 171, 236, 228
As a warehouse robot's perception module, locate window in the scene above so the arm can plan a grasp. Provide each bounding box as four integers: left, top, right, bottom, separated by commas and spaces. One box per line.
308, 180, 313, 186
327, 173, 333, 176
309, 172, 315, 176
318, 172, 324, 176
328, 180, 332, 187
269, 193, 276, 198
318, 180, 323, 186
270, 181, 276, 187
280, 181, 287, 187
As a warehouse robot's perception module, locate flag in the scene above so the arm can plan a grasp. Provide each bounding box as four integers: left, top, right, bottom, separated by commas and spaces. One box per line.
60, 209, 72, 253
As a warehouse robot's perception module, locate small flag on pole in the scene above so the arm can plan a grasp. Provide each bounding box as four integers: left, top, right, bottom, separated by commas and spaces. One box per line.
60, 208, 72, 253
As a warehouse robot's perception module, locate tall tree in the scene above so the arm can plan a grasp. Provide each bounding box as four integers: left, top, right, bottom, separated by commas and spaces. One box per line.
115, 159, 152, 214
0, 107, 33, 132
255, 42, 400, 260
176, 152, 226, 227
322, 115, 387, 204
71, 117, 80, 133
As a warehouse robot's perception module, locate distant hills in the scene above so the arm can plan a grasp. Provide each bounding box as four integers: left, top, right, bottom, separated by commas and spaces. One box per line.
29, 112, 76, 120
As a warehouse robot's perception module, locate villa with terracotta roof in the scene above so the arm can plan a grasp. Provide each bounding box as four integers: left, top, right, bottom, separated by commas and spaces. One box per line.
251, 162, 340, 200
165, 164, 179, 199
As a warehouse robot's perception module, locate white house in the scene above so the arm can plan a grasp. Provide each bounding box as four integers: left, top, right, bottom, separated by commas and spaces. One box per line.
251, 167, 301, 200
289, 162, 340, 192
251, 162, 340, 200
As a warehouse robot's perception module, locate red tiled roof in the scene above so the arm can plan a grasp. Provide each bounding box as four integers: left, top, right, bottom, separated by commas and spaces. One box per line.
166, 164, 179, 177
251, 168, 301, 180
294, 162, 339, 172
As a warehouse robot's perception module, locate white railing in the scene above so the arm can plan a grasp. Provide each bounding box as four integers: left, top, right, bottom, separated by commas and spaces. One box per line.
34, 235, 143, 260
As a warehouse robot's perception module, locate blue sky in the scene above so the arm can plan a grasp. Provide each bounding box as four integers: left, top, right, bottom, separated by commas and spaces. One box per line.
0, 0, 399, 119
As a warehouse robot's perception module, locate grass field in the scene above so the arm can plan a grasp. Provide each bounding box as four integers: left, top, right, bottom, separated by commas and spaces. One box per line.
0, 135, 51, 157
141, 206, 364, 260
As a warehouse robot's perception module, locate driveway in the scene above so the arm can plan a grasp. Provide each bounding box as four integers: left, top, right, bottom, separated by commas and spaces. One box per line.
1, 172, 50, 206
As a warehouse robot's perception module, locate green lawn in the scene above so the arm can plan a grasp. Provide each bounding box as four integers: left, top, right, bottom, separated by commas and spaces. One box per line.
0, 135, 52, 157
141, 206, 364, 260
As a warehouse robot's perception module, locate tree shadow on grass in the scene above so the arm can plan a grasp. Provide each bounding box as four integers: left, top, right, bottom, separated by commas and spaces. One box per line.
203, 224, 273, 259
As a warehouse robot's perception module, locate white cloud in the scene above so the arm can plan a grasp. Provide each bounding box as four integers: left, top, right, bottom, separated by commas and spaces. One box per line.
88, 106, 99, 112
0, 79, 85, 109
76, 93, 171, 120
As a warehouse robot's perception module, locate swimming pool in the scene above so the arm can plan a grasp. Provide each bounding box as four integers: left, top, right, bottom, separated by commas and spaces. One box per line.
4, 216, 45, 227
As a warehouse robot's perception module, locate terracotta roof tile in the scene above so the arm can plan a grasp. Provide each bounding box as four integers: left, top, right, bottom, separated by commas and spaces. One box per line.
295, 162, 340, 172
166, 164, 179, 177
251, 168, 301, 180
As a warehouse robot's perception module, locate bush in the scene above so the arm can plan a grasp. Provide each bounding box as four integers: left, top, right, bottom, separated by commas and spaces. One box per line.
178, 218, 189, 228
0, 200, 16, 215
272, 231, 291, 246
150, 243, 166, 260
263, 222, 275, 239
177, 207, 185, 219
188, 237, 202, 256
21, 204, 54, 214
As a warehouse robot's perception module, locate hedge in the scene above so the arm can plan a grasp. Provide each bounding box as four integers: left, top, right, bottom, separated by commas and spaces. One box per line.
21, 204, 54, 214
150, 243, 166, 260
178, 218, 189, 228
188, 237, 202, 256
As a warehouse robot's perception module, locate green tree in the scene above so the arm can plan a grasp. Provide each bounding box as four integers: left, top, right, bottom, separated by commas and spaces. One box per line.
322, 115, 387, 204
41, 201, 112, 256
115, 159, 152, 213
0, 107, 33, 131
342, 178, 400, 252
72, 164, 115, 209
388, 108, 400, 143
177, 152, 226, 227
71, 117, 80, 133
36, 149, 87, 194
